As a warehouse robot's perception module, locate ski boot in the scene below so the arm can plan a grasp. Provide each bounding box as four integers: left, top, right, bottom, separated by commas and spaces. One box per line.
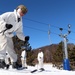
0, 59, 6, 69
39, 68, 45, 71
6, 64, 10, 69
12, 62, 22, 69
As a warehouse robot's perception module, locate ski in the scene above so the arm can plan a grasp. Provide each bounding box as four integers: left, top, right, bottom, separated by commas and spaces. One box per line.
17, 67, 28, 70
31, 69, 45, 73
31, 69, 37, 73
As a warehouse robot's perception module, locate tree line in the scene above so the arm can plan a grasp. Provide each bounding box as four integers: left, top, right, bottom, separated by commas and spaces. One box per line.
13, 36, 75, 70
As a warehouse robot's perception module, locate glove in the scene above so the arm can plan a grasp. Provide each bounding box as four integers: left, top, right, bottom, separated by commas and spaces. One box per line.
2, 24, 13, 35
25, 36, 30, 43
6, 24, 13, 29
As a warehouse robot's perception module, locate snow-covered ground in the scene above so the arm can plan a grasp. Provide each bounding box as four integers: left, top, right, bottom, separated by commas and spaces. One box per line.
0, 63, 75, 75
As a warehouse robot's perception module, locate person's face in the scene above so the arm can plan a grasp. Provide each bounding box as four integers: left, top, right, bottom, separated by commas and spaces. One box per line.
19, 10, 25, 17
17, 8, 27, 17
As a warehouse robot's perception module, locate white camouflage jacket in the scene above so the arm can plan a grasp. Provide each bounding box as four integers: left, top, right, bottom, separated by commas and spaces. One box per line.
0, 9, 25, 41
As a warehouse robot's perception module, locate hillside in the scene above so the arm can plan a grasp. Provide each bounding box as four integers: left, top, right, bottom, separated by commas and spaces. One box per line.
28, 43, 75, 70
32, 43, 75, 63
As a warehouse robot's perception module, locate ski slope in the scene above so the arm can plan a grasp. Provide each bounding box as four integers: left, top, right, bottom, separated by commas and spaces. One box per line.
0, 63, 75, 75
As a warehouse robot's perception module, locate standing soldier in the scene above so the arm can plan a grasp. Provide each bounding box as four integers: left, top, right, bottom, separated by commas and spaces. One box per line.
5, 52, 10, 69
21, 50, 27, 69
37, 49, 44, 71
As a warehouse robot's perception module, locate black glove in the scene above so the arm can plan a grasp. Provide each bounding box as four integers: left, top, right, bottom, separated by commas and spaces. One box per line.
25, 36, 30, 42
6, 24, 13, 29
2, 24, 13, 35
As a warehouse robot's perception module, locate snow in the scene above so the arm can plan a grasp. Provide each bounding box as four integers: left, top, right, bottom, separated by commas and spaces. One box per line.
0, 63, 75, 75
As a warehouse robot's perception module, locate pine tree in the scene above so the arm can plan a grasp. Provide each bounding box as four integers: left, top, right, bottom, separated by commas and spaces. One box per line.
52, 42, 63, 67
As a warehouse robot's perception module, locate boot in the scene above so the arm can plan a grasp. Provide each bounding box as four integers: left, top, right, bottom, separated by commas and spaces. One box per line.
12, 62, 22, 69
25, 67, 28, 69
6, 64, 10, 69
39, 68, 45, 71
0, 59, 6, 69
12, 62, 18, 69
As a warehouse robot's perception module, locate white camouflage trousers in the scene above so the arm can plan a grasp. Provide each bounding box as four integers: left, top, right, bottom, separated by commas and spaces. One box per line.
0, 34, 17, 63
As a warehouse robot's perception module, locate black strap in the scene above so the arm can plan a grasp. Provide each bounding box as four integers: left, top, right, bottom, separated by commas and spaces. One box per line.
18, 18, 21, 22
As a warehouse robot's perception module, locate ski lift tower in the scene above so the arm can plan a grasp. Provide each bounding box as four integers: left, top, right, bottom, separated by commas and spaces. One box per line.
59, 24, 71, 70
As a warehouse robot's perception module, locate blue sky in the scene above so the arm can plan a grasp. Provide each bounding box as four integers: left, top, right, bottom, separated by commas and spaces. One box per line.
0, 0, 75, 49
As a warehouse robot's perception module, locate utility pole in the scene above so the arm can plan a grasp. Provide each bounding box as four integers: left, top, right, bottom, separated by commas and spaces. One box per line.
48, 24, 52, 45
59, 24, 71, 70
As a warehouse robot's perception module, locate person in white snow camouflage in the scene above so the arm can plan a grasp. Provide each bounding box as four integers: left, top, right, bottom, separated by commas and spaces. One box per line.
5, 52, 10, 69
0, 5, 29, 69
21, 50, 27, 69
37, 49, 44, 71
